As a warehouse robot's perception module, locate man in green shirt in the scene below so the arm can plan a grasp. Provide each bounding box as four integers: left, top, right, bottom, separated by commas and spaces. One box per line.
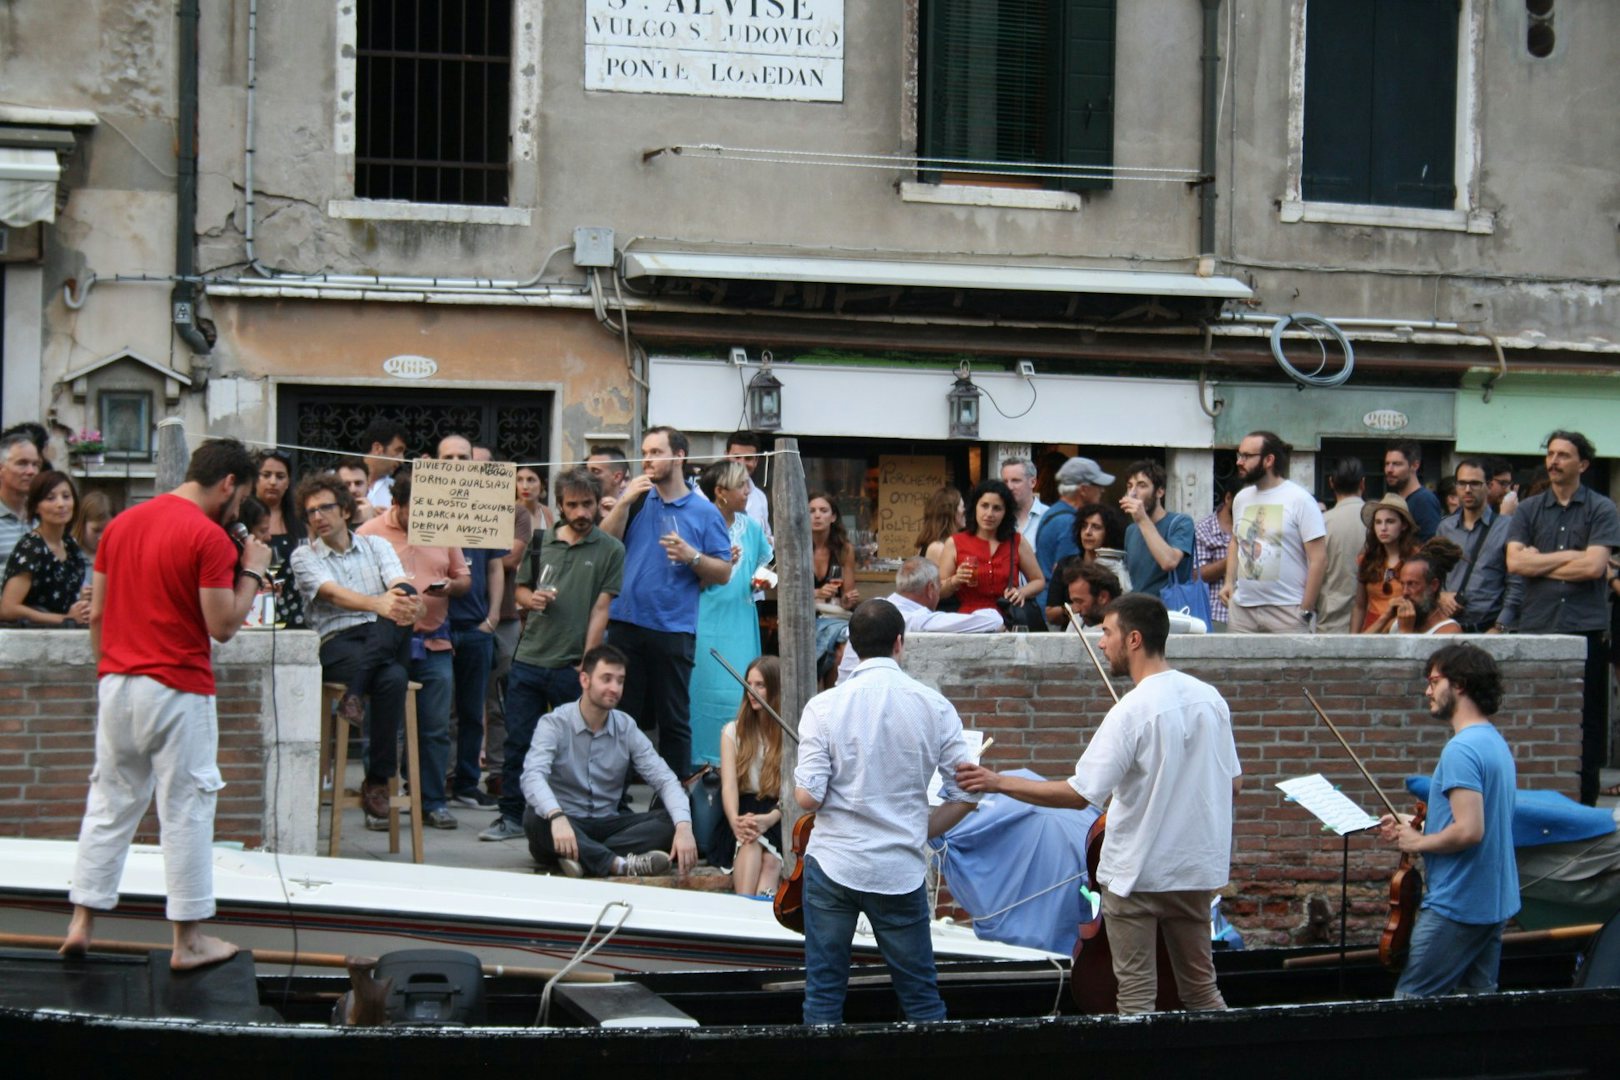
480, 467, 625, 841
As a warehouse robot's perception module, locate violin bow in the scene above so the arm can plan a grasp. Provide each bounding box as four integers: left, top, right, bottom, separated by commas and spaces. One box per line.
1302, 689, 1404, 821
1064, 605, 1120, 705
709, 648, 799, 745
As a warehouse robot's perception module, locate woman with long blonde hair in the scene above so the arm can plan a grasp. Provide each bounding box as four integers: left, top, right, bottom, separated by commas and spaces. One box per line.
716, 656, 785, 897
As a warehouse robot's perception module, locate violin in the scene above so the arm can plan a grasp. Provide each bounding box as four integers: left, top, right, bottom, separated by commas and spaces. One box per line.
772, 813, 816, 934
1070, 813, 1182, 1013
1378, 800, 1427, 971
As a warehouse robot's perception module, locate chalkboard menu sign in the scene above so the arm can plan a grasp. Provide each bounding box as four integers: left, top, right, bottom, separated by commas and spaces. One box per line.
875, 455, 949, 560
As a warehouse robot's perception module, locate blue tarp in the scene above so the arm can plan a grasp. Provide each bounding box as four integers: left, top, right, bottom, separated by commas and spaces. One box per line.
1405, 776, 1616, 847
929, 769, 1099, 956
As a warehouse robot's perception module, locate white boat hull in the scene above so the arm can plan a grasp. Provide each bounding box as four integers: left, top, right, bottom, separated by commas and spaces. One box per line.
0, 838, 1058, 974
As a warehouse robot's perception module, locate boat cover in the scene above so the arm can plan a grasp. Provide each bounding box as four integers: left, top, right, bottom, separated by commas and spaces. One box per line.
1405, 777, 1617, 847
929, 770, 1099, 955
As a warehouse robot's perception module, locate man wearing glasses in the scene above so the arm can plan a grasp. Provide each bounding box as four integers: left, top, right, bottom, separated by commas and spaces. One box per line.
1219, 431, 1326, 634
290, 474, 423, 825
1435, 459, 1521, 635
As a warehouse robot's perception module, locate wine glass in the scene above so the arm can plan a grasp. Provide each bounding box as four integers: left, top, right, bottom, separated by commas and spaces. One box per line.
533, 563, 558, 617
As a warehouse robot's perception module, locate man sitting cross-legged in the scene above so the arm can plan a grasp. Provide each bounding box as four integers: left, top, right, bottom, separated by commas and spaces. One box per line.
520, 643, 699, 878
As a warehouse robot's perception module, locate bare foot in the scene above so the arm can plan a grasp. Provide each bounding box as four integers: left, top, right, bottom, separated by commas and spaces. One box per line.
60, 907, 95, 958
170, 932, 239, 971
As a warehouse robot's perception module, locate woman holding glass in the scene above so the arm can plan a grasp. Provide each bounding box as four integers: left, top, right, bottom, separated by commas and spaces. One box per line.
937, 478, 1045, 617
689, 461, 773, 767
2, 471, 91, 627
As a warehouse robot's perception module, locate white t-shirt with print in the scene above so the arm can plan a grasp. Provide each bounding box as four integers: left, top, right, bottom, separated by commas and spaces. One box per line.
1229, 478, 1325, 608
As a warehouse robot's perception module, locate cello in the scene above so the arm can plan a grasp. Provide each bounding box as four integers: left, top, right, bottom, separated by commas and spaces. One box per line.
1063, 609, 1182, 1012
1303, 689, 1425, 972
708, 649, 811, 933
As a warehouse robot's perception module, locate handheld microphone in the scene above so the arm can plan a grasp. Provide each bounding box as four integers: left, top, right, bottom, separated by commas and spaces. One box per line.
229, 522, 250, 543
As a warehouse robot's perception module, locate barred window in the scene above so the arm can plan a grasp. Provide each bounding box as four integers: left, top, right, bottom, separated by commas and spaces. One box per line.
356, 0, 513, 206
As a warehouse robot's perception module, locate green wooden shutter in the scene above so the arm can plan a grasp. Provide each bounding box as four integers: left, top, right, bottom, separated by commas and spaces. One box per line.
1052, 0, 1115, 192
1303, 0, 1457, 210
1370, 0, 1457, 209
919, 0, 1115, 190
1302, 0, 1377, 204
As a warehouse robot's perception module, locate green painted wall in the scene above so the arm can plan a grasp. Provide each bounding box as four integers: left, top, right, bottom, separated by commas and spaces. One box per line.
1213, 384, 1455, 448
1456, 372, 1620, 455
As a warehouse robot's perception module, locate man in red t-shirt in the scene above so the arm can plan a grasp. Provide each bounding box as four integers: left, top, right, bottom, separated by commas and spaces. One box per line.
62, 438, 269, 970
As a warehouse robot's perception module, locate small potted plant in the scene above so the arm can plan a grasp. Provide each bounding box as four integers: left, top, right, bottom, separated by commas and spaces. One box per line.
67, 427, 105, 467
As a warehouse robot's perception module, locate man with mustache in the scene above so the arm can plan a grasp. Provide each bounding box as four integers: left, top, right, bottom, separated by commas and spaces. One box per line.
1220, 430, 1327, 634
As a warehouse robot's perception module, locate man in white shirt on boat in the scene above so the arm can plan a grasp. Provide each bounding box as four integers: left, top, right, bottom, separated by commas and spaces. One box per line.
833, 557, 1002, 684
794, 599, 980, 1025
520, 643, 698, 878
958, 593, 1242, 1015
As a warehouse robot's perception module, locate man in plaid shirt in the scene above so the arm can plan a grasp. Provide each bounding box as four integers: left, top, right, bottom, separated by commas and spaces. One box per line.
1193, 481, 1234, 628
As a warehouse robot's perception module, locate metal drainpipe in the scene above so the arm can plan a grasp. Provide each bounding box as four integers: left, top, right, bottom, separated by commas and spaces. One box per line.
173, 0, 213, 375
1198, 0, 1222, 258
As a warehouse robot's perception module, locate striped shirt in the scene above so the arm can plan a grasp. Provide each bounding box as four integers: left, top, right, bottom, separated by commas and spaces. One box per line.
290, 532, 406, 641
0, 500, 32, 573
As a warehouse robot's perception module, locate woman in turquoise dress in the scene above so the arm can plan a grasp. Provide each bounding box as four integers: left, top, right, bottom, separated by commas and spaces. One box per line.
689, 460, 773, 768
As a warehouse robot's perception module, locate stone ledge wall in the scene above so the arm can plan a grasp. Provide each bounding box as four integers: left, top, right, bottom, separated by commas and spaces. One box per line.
903, 632, 1586, 947
0, 630, 322, 853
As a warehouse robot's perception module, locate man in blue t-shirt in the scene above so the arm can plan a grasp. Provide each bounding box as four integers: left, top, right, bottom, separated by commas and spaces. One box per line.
1120, 459, 1194, 600
1379, 642, 1518, 998
599, 426, 732, 779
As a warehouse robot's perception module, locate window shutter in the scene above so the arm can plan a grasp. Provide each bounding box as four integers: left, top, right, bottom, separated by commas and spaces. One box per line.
1370, 0, 1457, 209
1052, 0, 1115, 192
920, 0, 1051, 181
1302, 0, 1377, 204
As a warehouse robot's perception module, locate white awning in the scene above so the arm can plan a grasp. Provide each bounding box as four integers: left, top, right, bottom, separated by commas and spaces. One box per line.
0, 148, 60, 226
622, 250, 1253, 300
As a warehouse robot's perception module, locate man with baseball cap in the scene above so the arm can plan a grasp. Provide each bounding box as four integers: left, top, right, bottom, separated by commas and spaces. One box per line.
1036, 457, 1115, 580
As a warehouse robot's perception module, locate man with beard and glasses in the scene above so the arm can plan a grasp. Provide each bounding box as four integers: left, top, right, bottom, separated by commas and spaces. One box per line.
1221, 431, 1327, 634
1435, 458, 1521, 634
958, 593, 1241, 1014
1372, 537, 1465, 635
519, 644, 696, 878
62, 438, 270, 970
1378, 643, 1517, 997
480, 467, 624, 842
1119, 459, 1193, 601
599, 426, 731, 780
1506, 430, 1620, 805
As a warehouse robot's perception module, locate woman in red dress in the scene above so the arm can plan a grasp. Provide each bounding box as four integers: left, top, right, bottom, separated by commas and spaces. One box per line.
936, 478, 1045, 616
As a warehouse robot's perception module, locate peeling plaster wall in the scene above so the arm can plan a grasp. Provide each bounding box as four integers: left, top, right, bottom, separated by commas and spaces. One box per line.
1, 0, 207, 444
190, 1, 1620, 347
206, 301, 630, 461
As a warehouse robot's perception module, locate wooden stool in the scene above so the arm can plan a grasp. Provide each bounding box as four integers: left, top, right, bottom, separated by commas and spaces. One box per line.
319, 680, 425, 863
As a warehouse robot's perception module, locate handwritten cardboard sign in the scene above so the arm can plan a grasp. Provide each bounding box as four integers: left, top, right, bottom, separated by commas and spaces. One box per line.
406, 459, 516, 550
876, 455, 949, 560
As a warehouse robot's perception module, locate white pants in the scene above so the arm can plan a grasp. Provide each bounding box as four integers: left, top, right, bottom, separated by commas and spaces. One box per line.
70, 674, 224, 922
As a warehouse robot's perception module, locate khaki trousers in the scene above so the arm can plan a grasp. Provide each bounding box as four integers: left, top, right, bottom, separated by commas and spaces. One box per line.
1101, 887, 1227, 1015
1229, 601, 1313, 634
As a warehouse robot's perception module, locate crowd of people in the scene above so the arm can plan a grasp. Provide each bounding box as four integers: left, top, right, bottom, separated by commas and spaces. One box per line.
19, 411, 1602, 1024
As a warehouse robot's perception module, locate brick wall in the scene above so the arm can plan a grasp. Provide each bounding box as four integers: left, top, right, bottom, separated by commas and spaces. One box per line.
904, 632, 1586, 947
0, 630, 322, 853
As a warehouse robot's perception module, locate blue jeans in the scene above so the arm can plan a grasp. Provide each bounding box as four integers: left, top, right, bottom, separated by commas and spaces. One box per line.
407, 650, 453, 813
497, 660, 584, 825
801, 856, 945, 1025
449, 627, 495, 795
1394, 908, 1505, 998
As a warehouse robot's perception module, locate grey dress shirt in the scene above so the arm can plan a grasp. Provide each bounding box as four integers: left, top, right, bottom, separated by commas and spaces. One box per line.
1436, 508, 1522, 629
520, 700, 691, 824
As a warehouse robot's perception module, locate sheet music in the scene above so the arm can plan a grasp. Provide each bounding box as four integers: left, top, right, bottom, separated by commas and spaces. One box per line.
1276, 773, 1382, 836
928, 730, 986, 806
